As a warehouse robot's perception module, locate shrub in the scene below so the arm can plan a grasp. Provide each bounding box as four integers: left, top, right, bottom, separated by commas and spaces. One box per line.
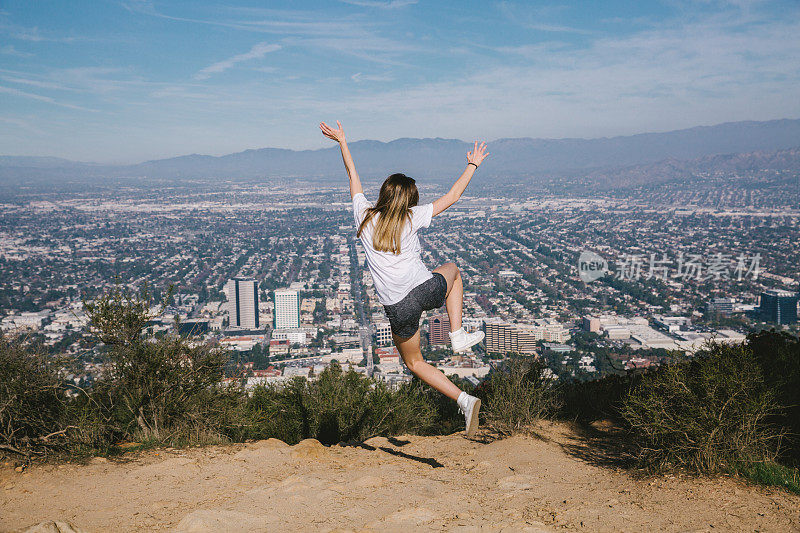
0, 334, 69, 457
557, 373, 641, 423
477, 357, 558, 435
242, 377, 316, 444
0, 284, 465, 458
620, 341, 782, 473
747, 330, 800, 465
408, 374, 473, 436
240, 362, 440, 445
82, 285, 228, 445
8, 276, 794, 492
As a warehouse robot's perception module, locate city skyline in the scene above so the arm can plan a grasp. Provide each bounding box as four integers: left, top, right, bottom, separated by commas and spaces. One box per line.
2, 176, 797, 380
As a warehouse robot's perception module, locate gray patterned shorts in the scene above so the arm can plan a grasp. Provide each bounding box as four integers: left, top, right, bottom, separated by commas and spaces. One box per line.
383, 272, 448, 339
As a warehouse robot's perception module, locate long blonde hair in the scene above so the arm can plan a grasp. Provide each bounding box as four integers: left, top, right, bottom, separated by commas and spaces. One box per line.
357, 173, 419, 254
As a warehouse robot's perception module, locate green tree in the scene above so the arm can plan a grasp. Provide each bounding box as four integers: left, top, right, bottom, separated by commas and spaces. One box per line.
83, 283, 227, 441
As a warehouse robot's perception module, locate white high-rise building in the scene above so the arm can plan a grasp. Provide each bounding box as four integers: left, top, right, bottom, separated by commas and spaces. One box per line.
223, 278, 260, 329
274, 289, 300, 329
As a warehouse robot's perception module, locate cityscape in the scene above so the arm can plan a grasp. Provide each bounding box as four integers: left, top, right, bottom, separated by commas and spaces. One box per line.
3, 0, 800, 529
2, 175, 798, 391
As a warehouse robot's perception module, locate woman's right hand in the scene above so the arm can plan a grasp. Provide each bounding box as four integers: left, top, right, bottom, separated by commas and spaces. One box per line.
467, 141, 489, 167
319, 121, 345, 143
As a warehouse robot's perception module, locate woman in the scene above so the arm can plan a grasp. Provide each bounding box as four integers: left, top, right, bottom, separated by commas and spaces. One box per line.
319, 120, 489, 437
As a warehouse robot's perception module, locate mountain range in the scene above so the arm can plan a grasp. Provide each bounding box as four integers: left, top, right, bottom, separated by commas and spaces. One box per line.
1, 119, 799, 184
585, 146, 800, 188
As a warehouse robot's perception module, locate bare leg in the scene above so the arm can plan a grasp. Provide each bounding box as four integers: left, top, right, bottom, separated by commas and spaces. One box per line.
433, 262, 462, 332
393, 329, 462, 401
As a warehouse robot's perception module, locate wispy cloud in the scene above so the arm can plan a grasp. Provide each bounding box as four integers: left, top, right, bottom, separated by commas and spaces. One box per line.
210, 3, 784, 147
497, 2, 593, 34
149, 84, 220, 100
0, 116, 46, 135
86, 2, 800, 151
194, 42, 281, 80
351, 72, 393, 82
0, 21, 81, 42
122, 2, 350, 36
0, 85, 97, 112
0, 44, 33, 57
521, 23, 593, 34
4, 0, 799, 161
0, 74, 66, 90
339, 0, 418, 8
0, 66, 159, 103
122, 3, 424, 64
118, 0, 156, 15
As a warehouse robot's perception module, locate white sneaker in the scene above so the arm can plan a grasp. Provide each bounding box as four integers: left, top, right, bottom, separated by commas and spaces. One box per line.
457, 392, 481, 437
449, 327, 485, 353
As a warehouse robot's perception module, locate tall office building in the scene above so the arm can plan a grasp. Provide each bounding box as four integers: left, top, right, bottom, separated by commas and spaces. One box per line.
484, 319, 519, 354
428, 314, 451, 345
582, 316, 601, 333
760, 289, 798, 325
274, 289, 300, 329
223, 277, 259, 329
374, 321, 392, 346
484, 318, 569, 354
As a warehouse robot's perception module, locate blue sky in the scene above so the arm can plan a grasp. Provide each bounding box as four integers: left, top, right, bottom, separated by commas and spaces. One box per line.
1, 0, 798, 163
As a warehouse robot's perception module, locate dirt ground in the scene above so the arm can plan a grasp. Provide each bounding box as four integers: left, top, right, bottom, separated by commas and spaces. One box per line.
1, 421, 799, 532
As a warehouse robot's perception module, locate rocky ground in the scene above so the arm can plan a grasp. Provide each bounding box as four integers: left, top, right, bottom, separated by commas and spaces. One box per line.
2, 421, 799, 532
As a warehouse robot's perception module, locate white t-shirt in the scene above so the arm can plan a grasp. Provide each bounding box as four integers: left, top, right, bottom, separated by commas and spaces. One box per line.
352, 192, 434, 306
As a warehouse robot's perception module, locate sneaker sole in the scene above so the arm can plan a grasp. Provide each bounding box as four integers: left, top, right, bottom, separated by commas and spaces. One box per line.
465, 398, 481, 437
452, 333, 485, 353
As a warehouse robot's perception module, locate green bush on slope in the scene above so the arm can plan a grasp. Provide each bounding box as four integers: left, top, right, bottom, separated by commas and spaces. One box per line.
0, 335, 67, 457
77, 285, 229, 451
746, 330, 800, 465
476, 357, 559, 435
0, 284, 464, 455
2, 279, 800, 500
620, 341, 782, 473
234, 362, 444, 445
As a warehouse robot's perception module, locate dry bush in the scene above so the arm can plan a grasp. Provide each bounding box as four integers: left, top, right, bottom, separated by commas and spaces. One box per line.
747, 330, 800, 465
2, 282, 452, 458
621, 341, 782, 473
82, 285, 228, 444
480, 357, 559, 435
241, 362, 439, 445
0, 334, 71, 458
557, 373, 641, 423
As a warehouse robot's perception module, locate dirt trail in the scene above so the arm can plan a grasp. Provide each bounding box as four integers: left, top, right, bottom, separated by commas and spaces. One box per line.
1, 421, 798, 532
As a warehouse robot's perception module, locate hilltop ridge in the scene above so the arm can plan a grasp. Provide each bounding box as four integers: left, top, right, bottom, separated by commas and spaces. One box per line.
2, 422, 798, 532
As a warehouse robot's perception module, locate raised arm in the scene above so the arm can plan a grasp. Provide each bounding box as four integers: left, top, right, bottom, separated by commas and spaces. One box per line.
432, 141, 489, 217
319, 120, 363, 199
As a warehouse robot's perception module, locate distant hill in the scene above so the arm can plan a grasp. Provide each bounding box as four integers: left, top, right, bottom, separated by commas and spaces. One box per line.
2, 119, 800, 183
0, 156, 95, 169
586, 146, 800, 187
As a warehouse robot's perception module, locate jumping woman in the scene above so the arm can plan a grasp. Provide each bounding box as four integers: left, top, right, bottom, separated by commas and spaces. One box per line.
319, 120, 489, 437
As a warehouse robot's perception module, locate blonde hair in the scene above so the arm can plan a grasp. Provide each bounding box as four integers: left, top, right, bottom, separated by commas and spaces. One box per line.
357, 173, 419, 254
